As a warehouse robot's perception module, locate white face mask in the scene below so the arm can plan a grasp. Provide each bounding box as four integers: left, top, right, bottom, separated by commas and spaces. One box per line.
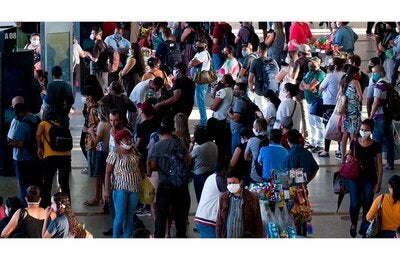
242, 50, 249, 57
31, 40, 40, 46
120, 142, 133, 150
51, 203, 58, 213
396, 27, 400, 33
90, 33, 95, 41
128, 49, 134, 56
227, 183, 241, 194
285, 56, 291, 64
240, 138, 245, 144
5, 207, 10, 217
172, 69, 179, 78
252, 128, 258, 136
359, 130, 371, 139
81, 96, 87, 104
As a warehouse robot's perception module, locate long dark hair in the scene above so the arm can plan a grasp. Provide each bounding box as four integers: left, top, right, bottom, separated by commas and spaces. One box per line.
131, 42, 146, 76
389, 175, 400, 203
340, 65, 359, 94
52, 192, 84, 237
264, 89, 281, 110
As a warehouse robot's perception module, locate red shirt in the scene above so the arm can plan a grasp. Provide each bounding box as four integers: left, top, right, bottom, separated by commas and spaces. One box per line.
281, 131, 305, 149
288, 22, 313, 51
212, 22, 232, 54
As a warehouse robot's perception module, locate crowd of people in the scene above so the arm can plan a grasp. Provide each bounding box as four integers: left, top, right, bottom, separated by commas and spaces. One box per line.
1, 21, 400, 238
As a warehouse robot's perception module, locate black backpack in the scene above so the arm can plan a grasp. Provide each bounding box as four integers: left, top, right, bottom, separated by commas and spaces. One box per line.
164, 40, 182, 74
44, 121, 73, 152
21, 115, 41, 156
239, 96, 261, 129
254, 57, 279, 96
254, 135, 268, 177
242, 26, 260, 51
382, 81, 400, 121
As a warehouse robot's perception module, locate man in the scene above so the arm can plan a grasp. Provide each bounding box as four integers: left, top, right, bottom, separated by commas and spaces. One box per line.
90, 26, 109, 91
234, 22, 256, 62
348, 54, 369, 94
257, 129, 288, 180
104, 23, 131, 83
369, 65, 395, 170
7, 99, 41, 205
334, 22, 359, 54
288, 22, 314, 52
238, 43, 257, 85
154, 62, 195, 120
155, 27, 182, 75
215, 168, 263, 238
284, 129, 319, 184
217, 45, 240, 81
248, 42, 279, 111
189, 38, 211, 128
148, 125, 191, 238
43, 66, 74, 127
212, 22, 233, 70
244, 118, 268, 183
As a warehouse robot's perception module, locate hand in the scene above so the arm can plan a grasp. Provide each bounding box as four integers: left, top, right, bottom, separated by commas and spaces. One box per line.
373, 183, 381, 194
104, 189, 111, 203
44, 206, 52, 218
37, 147, 44, 159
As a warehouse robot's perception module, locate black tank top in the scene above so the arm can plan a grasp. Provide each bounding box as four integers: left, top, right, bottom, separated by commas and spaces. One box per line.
20, 209, 45, 238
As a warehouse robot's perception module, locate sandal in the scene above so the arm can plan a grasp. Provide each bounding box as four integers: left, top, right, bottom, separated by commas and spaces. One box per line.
83, 200, 100, 207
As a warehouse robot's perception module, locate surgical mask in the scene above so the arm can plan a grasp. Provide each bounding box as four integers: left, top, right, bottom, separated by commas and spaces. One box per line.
81, 96, 87, 104
372, 72, 381, 83
128, 49, 134, 56
172, 69, 179, 78
227, 183, 241, 194
359, 130, 371, 139
252, 128, 258, 136
120, 142, 133, 150
240, 138, 246, 144
242, 50, 249, 57
31, 40, 39, 46
285, 56, 291, 64
5, 207, 9, 217
114, 33, 122, 39
90, 33, 95, 41
233, 91, 240, 97
396, 27, 400, 33
51, 204, 58, 213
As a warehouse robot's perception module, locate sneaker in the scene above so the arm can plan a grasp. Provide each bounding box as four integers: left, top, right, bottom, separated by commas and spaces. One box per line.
384, 165, 394, 170
136, 208, 151, 217
335, 153, 342, 160
304, 144, 315, 150
311, 147, 323, 153
318, 151, 329, 157
80, 168, 88, 174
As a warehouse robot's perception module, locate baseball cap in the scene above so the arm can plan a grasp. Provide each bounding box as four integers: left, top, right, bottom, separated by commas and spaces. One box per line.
297, 44, 312, 57
137, 101, 153, 116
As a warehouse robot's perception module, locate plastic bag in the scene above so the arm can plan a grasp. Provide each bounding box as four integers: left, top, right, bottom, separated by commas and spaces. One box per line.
139, 177, 155, 205
325, 112, 343, 141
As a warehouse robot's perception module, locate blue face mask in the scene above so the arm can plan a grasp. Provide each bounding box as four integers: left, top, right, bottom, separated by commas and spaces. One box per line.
372, 72, 381, 83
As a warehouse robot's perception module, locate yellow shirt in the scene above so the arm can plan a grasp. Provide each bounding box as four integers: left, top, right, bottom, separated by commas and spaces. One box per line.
366, 194, 400, 231
39, 121, 71, 158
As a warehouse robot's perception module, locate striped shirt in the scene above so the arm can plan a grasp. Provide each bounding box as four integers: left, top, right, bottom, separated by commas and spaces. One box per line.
226, 195, 244, 238
106, 151, 142, 192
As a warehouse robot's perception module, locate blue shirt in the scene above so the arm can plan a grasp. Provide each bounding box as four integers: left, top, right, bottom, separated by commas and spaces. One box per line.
47, 214, 72, 238
257, 143, 288, 180
333, 25, 358, 53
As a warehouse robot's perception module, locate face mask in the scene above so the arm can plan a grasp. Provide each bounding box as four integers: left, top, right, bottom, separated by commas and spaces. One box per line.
252, 128, 258, 136
353, 73, 361, 81
359, 130, 371, 139
120, 142, 132, 150
31, 40, 39, 46
115, 33, 122, 39
128, 50, 134, 56
372, 72, 380, 83
242, 50, 249, 57
222, 53, 228, 59
227, 183, 241, 194
285, 56, 291, 64
240, 138, 245, 144
396, 27, 400, 33
233, 91, 240, 97
51, 203, 58, 213
5, 207, 9, 217
328, 64, 335, 72
81, 96, 87, 104
90, 33, 95, 41
172, 69, 179, 78
196, 47, 205, 53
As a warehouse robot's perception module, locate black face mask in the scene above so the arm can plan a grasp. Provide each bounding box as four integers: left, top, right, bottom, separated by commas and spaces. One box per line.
233, 91, 240, 97
196, 47, 205, 53
328, 64, 335, 72
368, 65, 374, 73
222, 53, 228, 59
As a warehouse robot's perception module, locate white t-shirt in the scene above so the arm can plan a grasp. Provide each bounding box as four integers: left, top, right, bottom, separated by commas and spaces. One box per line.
129, 79, 151, 104
192, 50, 211, 71
212, 87, 233, 120
274, 98, 301, 131
319, 71, 344, 105
73, 43, 83, 66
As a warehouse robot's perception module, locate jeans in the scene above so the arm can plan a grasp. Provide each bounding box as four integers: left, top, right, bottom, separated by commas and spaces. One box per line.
391, 58, 400, 87
373, 118, 394, 167
195, 83, 208, 127
87, 148, 97, 177
112, 189, 139, 238
154, 180, 190, 238
40, 155, 71, 208
196, 223, 216, 238
231, 131, 241, 156
14, 160, 42, 206
212, 53, 223, 71
347, 178, 375, 236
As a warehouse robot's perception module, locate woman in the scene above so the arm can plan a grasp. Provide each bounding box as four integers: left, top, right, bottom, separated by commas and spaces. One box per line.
119, 42, 146, 96
1, 186, 46, 238
367, 175, 400, 238
274, 82, 302, 131
262, 89, 281, 134
104, 129, 143, 238
318, 57, 345, 157
265, 22, 286, 65
345, 119, 383, 238
42, 192, 91, 238
0, 197, 24, 237
24, 33, 41, 70
340, 65, 363, 161
180, 22, 198, 69
173, 113, 191, 149
276, 50, 298, 101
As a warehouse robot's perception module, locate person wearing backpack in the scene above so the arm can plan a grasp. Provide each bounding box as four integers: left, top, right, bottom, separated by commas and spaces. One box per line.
36, 111, 72, 208
248, 42, 279, 111
155, 27, 182, 76
369, 65, 395, 170
244, 118, 269, 183
212, 22, 233, 71
89, 26, 109, 92
7, 100, 42, 206
234, 22, 258, 64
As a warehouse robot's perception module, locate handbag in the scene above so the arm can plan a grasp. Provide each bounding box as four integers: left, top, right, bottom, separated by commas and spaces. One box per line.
339, 140, 360, 180
335, 95, 347, 115
194, 53, 217, 84
366, 194, 385, 238
309, 97, 324, 117
139, 176, 155, 205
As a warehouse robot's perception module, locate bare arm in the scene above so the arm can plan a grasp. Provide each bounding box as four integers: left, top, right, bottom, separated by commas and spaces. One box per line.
264, 32, 275, 47
353, 79, 363, 102
374, 152, 383, 193
41, 207, 53, 238
1, 209, 22, 237
248, 72, 255, 92
119, 58, 136, 78
36, 124, 44, 159
369, 96, 380, 119
104, 163, 114, 203
210, 96, 223, 111
230, 147, 242, 168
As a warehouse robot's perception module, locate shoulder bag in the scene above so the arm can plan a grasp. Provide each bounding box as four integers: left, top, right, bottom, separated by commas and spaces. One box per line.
194, 52, 217, 84
339, 139, 360, 180
366, 194, 385, 238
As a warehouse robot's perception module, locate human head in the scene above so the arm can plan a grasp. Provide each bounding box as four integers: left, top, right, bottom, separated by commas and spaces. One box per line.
30, 33, 40, 46
388, 175, 400, 203
308, 56, 321, 71
221, 74, 235, 88
35, 69, 48, 85
51, 192, 71, 215
107, 81, 124, 95
151, 77, 164, 92
11, 96, 24, 108
348, 54, 361, 67
114, 129, 132, 147
297, 44, 312, 58
157, 124, 173, 136
5, 196, 24, 218
253, 118, 268, 135
371, 65, 386, 83
264, 89, 281, 109
269, 129, 282, 144
109, 109, 123, 130
137, 101, 154, 117
233, 82, 247, 97
13, 103, 28, 119
222, 45, 234, 59
91, 26, 103, 41
258, 42, 268, 57
193, 127, 209, 145
239, 127, 254, 142
280, 116, 294, 129
174, 113, 189, 137
194, 37, 208, 52
241, 42, 253, 57
385, 22, 396, 31
114, 23, 125, 37
26, 186, 41, 203
287, 129, 302, 146
51, 65, 62, 78
368, 57, 381, 73
329, 57, 345, 72
162, 27, 172, 41
147, 57, 159, 69
283, 82, 299, 98
226, 168, 243, 195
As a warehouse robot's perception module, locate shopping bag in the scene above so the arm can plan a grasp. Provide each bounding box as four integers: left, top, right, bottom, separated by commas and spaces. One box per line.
139, 177, 155, 205
325, 112, 343, 141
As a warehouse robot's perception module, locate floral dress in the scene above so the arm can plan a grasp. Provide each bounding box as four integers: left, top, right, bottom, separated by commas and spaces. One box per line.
342, 82, 361, 134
